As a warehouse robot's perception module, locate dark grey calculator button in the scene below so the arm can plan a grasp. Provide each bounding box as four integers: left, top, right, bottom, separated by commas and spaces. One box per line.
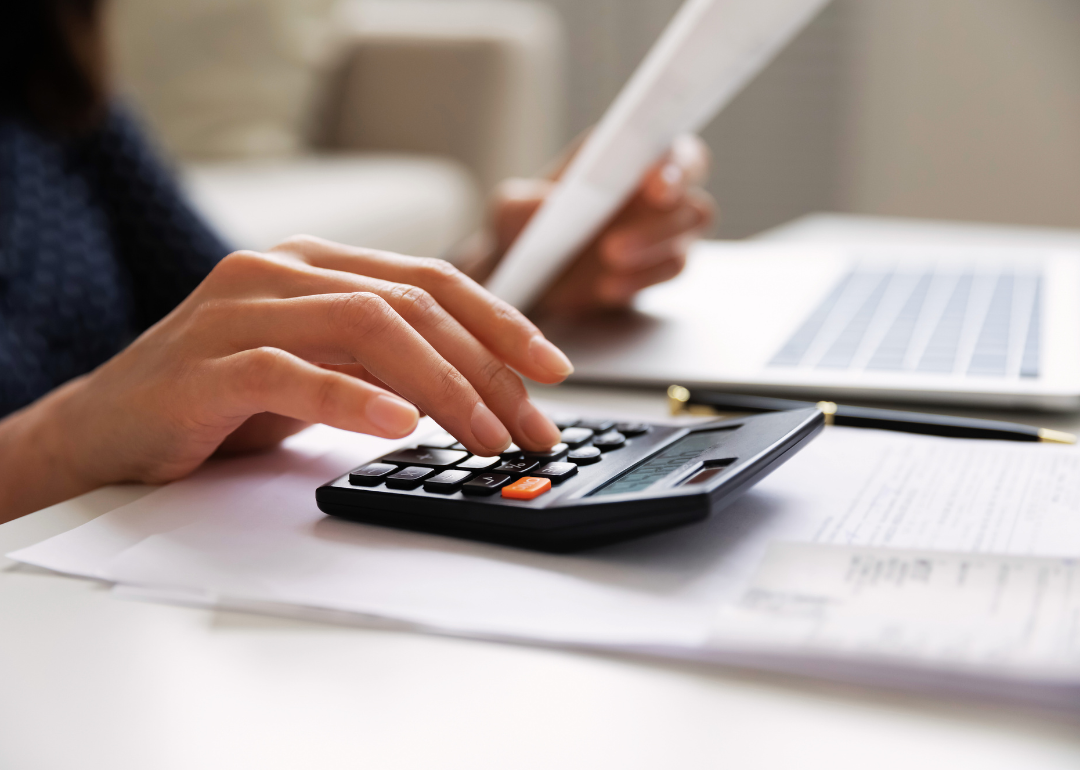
533, 462, 578, 482
380, 448, 468, 468
423, 469, 473, 493
417, 431, 458, 449
385, 466, 435, 489
495, 459, 539, 475
567, 446, 602, 465
551, 415, 580, 429
461, 473, 512, 495
457, 455, 501, 471
576, 419, 615, 433
560, 427, 594, 447
523, 443, 568, 462
615, 422, 651, 437
500, 443, 525, 460
593, 432, 626, 451
348, 462, 398, 486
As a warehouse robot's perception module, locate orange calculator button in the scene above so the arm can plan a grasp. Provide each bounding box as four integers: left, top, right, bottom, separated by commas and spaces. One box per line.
501, 476, 551, 500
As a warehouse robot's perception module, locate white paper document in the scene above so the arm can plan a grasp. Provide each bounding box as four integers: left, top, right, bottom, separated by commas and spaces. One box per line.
486, 0, 831, 308
716, 543, 1080, 677
10, 423, 1080, 708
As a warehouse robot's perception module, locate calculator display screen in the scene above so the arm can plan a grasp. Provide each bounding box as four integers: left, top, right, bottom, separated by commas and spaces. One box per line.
592, 431, 731, 496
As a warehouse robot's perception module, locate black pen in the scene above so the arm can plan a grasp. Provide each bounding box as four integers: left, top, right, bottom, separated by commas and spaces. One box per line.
666, 385, 1076, 444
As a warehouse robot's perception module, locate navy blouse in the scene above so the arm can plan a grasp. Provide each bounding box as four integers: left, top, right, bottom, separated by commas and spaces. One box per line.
0, 107, 229, 417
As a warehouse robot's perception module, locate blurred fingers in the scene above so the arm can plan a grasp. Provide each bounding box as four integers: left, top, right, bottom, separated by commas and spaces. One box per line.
596, 253, 688, 306
641, 134, 712, 209
601, 191, 713, 271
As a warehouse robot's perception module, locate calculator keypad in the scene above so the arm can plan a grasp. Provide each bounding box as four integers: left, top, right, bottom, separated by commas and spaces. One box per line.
349, 462, 398, 486
381, 448, 469, 467
347, 416, 637, 498
567, 446, 601, 465
424, 469, 473, 493
385, 466, 434, 489
501, 477, 551, 500
523, 443, 569, 462
593, 432, 626, 451
560, 427, 594, 447
461, 473, 512, 495
532, 462, 578, 482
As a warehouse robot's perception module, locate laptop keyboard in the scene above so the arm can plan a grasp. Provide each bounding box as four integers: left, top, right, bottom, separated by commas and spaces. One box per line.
769, 268, 1042, 378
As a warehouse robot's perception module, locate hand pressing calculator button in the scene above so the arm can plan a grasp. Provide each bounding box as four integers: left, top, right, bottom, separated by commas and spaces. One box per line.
381, 448, 468, 468
319, 409, 824, 552
423, 469, 473, 493
501, 476, 551, 500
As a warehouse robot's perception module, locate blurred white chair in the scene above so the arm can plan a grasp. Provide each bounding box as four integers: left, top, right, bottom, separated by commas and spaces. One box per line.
108, 0, 566, 257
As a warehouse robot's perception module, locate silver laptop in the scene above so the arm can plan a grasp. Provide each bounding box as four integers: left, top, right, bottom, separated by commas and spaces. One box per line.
539, 241, 1080, 411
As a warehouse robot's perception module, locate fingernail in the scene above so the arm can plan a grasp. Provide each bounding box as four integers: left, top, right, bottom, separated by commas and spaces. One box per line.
659, 163, 683, 203
529, 335, 574, 378
471, 401, 511, 453
661, 162, 683, 188
519, 400, 562, 448
367, 395, 419, 436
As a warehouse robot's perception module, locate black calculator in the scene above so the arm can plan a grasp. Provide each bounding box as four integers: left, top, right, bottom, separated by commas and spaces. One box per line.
317, 408, 823, 552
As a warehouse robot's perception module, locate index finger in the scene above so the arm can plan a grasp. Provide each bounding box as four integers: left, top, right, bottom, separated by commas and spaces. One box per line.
270, 236, 574, 385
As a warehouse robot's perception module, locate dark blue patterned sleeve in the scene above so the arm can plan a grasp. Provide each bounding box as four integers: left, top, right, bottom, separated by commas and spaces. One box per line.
73, 106, 231, 330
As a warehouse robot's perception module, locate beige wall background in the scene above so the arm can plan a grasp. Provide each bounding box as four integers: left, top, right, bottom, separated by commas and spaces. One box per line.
516, 0, 1080, 238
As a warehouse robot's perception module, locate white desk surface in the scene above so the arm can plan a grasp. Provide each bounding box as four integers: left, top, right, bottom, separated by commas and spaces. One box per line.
5, 216, 1080, 769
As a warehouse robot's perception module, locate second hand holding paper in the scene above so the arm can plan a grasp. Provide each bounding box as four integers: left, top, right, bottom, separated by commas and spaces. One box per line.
485, 0, 832, 309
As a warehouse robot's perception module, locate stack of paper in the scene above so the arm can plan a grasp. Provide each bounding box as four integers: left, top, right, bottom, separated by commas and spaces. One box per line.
10, 417, 1080, 711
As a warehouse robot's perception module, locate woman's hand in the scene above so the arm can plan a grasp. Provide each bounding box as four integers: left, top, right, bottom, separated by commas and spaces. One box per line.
482, 134, 714, 316
0, 237, 571, 519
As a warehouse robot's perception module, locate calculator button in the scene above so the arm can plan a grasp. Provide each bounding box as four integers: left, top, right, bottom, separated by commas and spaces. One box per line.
532, 462, 578, 483
380, 448, 468, 468
523, 443, 569, 462
576, 419, 615, 433
385, 466, 435, 490
417, 431, 458, 449
457, 455, 502, 471
593, 432, 626, 451
501, 477, 552, 500
423, 469, 473, 493
567, 446, 602, 465
494, 459, 539, 475
614, 421, 651, 437
560, 427, 594, 447
499, 443, 525, 460
550, 415, 580, 430
450, 442, 467, 451
348, 462, 398, 486
461, 473, 512, 495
